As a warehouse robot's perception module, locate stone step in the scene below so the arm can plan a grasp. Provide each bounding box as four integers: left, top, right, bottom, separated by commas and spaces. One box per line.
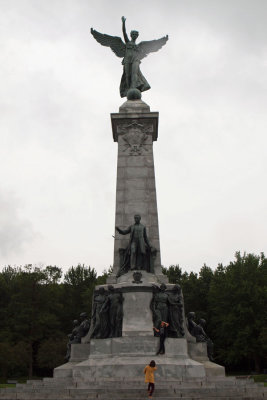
1, 387, 266, 399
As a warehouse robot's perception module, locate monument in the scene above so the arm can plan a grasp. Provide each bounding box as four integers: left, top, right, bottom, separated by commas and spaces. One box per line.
53, 15, 223, 381
1, 16, 266, 400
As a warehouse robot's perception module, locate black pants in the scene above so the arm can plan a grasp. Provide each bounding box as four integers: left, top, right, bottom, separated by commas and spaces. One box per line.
157, 336, 165, 354
148, 382, 154, 396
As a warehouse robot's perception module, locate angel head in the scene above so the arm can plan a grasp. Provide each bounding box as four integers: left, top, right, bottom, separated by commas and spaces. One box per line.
130, 30, 139, 41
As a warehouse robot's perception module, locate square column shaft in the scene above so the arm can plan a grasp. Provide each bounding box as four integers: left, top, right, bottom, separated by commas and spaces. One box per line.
110, 99, 162, 279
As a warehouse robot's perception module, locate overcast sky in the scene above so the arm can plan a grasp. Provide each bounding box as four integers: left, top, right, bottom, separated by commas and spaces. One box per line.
0, 0, 266, 275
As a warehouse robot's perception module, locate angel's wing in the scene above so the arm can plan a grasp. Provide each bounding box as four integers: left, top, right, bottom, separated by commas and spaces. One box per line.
91, 28, 125, 58
138, 35, 168, 60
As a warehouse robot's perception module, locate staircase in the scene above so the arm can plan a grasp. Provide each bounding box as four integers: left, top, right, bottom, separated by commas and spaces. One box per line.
0, 376, 266, 400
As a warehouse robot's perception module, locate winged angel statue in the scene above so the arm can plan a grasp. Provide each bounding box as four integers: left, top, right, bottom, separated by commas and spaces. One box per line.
91, 16, 168, 98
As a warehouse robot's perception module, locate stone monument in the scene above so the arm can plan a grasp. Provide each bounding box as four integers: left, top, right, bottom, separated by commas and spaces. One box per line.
53, 16, 224, 381
1, 16, 266, 400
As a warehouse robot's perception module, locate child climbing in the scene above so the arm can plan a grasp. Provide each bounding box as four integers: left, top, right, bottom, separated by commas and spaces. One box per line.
144, 360, 157, 398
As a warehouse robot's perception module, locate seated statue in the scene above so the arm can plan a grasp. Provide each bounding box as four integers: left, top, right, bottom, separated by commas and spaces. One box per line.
187, 312, 214, 361
116, 214, 157, 277
76, 312, 90, 342
65, 319, 80, 361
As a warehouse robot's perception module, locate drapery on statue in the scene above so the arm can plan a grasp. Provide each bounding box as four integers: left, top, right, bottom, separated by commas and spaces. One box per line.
91, 16, 168, 98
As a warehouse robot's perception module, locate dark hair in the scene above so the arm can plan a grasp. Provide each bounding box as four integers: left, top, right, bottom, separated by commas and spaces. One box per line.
149, 360, 156, 367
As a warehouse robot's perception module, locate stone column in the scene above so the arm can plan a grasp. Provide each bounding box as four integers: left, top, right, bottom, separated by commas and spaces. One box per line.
109, 99, 163, 281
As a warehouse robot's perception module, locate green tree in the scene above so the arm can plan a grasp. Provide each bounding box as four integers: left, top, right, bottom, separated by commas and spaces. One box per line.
208, 252, 267, 372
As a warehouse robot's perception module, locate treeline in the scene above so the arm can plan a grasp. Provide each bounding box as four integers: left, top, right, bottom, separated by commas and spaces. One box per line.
0, 264, 108, 379
0, 252, 266, 379
162, 252, 267, 373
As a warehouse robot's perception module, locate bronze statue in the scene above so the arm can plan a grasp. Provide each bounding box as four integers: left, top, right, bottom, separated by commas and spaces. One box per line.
116, 214, 156, 276
187, 313, 214, 361
91, 16, 168, 98
65, 319, 80, 361
76, 312, 90, 342
101, 285, 123, 338
91, 288, 109, 339
151, 283, 169, 330
168, 284, 185, 338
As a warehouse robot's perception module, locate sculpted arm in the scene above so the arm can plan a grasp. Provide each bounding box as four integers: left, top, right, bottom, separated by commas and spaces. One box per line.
121, 16, 129, 43
143, 227, 151, 248
116, 225, 131, 235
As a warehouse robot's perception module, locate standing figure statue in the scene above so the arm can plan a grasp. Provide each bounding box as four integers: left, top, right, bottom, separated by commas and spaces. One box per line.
91, 16, 168, 98
168, 284, 185, 338
91, 287, 109, 339
150, 283, 169, 330
101, 285, 123, 338
116, 214, 155, 276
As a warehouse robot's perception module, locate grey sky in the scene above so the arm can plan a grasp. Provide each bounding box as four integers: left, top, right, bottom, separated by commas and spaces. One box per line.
0, 0, 266, 274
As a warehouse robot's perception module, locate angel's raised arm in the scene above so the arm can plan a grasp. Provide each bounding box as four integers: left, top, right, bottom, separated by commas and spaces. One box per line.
121, 16, 129, 43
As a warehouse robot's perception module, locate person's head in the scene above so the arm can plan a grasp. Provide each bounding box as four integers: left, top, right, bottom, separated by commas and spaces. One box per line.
130, 30, 139, 41
80, 312, 87, 320
199, 318, 206, 327
187, 312, 195, 320
149, 360, 156, 367
99, 287, 105, 294
173, 284, 181, 293
73, 319, 79, 326
159, 283, 166, 291
134, 214, 141, 224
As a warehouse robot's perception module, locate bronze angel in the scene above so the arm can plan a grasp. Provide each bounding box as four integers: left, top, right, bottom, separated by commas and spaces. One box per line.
91, 16, 168, 98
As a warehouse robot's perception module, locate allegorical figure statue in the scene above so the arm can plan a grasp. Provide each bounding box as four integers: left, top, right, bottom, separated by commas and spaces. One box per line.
116, 214, 156, 276
187, 312, 214, 361
76, 312, 90, 342
91, 287, 109, 339
101, 285, 123, 338
168, 284, 185, 338
65, 319, 80, 361
151, 283, 169, 330
91, 16, 168, 98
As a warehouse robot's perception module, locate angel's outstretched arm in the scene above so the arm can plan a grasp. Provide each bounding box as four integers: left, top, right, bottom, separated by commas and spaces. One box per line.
121, 16, 129, 43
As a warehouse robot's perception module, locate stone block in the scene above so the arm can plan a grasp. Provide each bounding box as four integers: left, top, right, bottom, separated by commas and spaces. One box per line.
115, 190, 124, 202
147, 178, 156, 190
117, 156, 127, 167
125, 167, 149, 179
122, 291, 154, 336
124, 202, 148, 215
124, 188, 149, 202
70, 344, 90, 362
116, 167, 125, 179
124, 178, 147, 190
125, 156, 146, 167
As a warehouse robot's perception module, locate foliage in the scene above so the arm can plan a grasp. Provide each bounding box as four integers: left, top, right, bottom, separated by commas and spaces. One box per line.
162, 252, 267, 373
0, 253, 266, 377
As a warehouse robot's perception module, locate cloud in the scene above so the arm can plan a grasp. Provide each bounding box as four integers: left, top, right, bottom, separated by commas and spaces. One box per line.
0, 190, 35, 258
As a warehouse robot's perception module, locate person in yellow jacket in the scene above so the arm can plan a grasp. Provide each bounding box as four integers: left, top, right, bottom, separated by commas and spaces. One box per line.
144, 360, 157, 398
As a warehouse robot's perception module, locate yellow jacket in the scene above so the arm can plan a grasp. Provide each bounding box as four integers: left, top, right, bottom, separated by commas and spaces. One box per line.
144, 365, 157, 383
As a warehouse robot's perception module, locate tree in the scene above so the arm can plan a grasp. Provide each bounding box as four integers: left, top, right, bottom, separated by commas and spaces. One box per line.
208, 252, 267, 372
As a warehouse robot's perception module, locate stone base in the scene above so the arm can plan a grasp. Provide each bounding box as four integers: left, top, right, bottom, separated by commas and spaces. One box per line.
55, 337, 206, 380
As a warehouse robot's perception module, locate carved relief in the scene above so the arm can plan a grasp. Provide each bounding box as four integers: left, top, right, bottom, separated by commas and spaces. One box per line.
118, 120, 152, 156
